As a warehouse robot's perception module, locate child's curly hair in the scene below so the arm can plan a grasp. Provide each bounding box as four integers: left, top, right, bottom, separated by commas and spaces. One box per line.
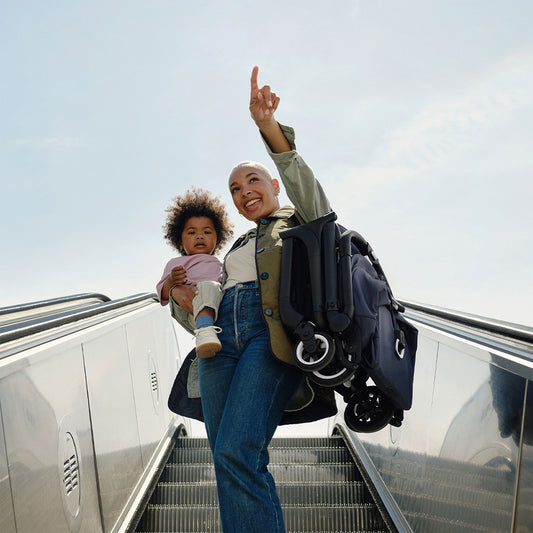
163, 187, 233, 255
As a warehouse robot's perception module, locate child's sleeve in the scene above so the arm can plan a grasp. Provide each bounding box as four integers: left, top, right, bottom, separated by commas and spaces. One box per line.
156, 258, 181, 306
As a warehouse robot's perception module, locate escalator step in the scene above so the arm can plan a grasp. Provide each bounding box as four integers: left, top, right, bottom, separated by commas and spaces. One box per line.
160, 463, 364, 483
169, 447, 353, 465
134, 436, 390, 532
271, 436, 346, 448
137, 503, 388, 532
151, 481, 373, 506
172, 436, 346, 450
172, 438, 211, 449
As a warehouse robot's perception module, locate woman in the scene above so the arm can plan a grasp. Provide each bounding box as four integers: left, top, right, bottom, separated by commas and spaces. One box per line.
170, 66, 336, 533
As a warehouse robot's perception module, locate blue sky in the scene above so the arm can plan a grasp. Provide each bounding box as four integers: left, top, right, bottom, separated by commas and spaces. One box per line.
1, 1, 532, 329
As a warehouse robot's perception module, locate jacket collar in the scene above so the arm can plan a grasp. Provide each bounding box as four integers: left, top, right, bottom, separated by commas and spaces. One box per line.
266, 205, 295, 220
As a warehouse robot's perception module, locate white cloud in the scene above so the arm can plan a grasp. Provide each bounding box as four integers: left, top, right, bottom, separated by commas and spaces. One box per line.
4, 137, 83, 150
331, 45, 533, 196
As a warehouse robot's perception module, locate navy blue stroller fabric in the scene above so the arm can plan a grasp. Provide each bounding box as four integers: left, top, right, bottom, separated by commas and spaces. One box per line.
343, 248, 417, 409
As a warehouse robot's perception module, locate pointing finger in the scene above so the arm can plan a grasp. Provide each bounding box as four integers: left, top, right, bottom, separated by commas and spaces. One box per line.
250, 65, 259, 98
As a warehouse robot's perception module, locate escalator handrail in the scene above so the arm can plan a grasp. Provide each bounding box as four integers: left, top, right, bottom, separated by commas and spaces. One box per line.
0, 293, 157, 347
400, 300, 533, 345
0, 293, 111, 316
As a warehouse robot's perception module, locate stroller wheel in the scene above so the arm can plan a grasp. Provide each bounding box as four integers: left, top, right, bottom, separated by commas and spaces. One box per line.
310, 361, 355, 387
294, 333, 335, 371
344, 386, 394, 433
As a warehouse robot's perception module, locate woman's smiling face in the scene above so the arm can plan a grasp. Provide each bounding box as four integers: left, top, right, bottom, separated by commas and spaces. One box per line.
228, 166, 280, 222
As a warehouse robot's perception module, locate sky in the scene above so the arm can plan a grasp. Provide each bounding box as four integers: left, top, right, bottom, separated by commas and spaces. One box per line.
1, 0, 532, 335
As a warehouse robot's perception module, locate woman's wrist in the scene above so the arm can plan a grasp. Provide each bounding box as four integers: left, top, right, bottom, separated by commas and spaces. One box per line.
169, 284, 181, 301
257, 120, 291, 154
254, 116, 277, 132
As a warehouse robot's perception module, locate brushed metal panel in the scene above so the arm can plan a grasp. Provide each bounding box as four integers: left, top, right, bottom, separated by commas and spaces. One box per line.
353, 324, 519, 532
82, 326, 143, 533
515, 380, 533, 533
125, 307, 181, 469
0, 407, 16, 533
125, 313, 167, 468
1, 343, 102, 533
155, 309, 182, 426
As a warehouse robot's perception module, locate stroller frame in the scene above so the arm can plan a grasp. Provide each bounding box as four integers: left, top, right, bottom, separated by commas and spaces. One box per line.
279, 211, 404, 432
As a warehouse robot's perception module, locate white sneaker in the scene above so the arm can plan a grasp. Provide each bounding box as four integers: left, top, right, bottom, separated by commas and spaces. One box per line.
195, 326, 222, 358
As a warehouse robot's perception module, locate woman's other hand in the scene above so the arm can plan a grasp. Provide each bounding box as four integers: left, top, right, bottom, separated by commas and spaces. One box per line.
169, 284, 198, 315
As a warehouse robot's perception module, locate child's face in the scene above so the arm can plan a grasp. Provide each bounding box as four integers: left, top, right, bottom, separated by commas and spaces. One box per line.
180, 216, 218, 255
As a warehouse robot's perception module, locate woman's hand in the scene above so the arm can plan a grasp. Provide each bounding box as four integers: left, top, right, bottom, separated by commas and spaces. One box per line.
169, 284, 198, 315
249, 65, 280, 127
249, 66, 291, 154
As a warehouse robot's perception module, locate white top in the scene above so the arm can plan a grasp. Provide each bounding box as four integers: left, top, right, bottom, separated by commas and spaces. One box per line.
223, 237, 257, 290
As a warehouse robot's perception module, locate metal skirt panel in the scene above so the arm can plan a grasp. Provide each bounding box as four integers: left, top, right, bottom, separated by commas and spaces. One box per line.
0, 300, 184, 533
341, 319, 528, 533
0, 342, 103, 533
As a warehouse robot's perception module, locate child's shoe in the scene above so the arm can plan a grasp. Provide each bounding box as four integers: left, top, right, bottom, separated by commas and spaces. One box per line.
195, 326, 222, 358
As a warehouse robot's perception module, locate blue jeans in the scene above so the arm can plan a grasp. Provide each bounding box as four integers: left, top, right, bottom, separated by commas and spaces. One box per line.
198, 281, 303, 533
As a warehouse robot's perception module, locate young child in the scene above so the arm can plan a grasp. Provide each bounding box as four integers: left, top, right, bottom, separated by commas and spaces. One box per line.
156, 188, 233, 357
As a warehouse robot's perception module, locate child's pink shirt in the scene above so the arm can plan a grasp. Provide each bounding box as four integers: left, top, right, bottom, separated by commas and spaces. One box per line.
156, 254, 223, 305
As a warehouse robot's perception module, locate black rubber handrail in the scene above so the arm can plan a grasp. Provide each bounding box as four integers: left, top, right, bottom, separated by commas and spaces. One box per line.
0, 293, 157, 345
0, 293, 111, 316
400, 300, 533, 345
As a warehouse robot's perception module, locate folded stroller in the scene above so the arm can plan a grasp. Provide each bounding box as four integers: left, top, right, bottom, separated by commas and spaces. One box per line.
279, 212, 418, 432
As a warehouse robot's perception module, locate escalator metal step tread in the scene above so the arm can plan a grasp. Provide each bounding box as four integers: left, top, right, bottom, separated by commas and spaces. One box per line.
160, 463, 364, 483
135, 436, 390, 532
271, 436, 346, 447
172, 436, 345, 449
151, 481, 373, 506
170, 447, 353, 465
137, 504, 387, 532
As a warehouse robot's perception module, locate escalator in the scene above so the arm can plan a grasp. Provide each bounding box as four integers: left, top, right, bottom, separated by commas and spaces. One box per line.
1, 293, 532, 533
134, 434, 393, 533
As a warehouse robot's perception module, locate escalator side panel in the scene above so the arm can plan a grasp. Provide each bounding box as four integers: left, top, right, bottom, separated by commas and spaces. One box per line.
0, 406, 16, 533
82, 326, 145, 532
0, 343, 102, 533
340, 320, 525, 533
80, 304, 182, 533
515, 380, 533, 533
126, 316, 167, 469
0, 299, 184, 533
